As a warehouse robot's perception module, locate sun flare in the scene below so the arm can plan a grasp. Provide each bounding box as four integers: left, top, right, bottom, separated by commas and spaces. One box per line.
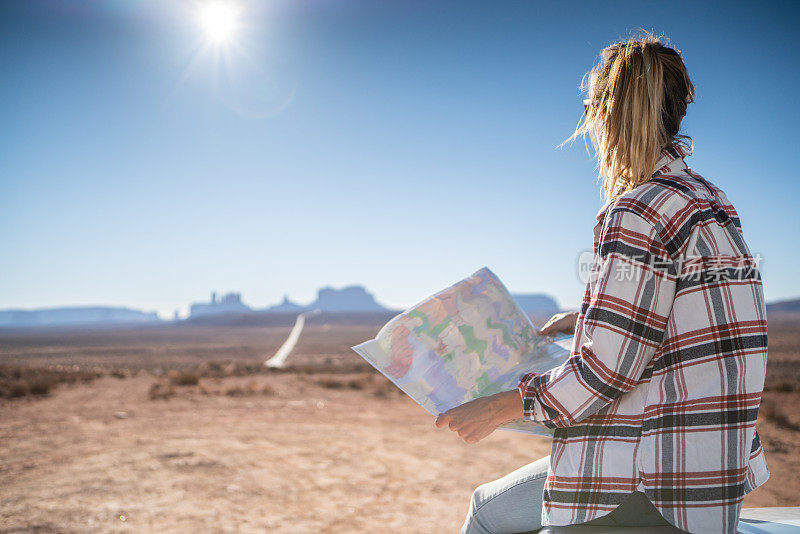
199, 1, 239, 45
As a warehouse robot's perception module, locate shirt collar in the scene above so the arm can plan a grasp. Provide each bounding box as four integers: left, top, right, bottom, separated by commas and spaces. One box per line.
595, 144, 689, 221
652, 144, 689, 178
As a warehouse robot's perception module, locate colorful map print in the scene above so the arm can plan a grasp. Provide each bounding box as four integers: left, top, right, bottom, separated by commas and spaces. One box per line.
352, 268, 571, 436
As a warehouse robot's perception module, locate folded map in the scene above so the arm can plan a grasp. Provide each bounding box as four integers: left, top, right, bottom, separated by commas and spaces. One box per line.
351, 267, 572, 436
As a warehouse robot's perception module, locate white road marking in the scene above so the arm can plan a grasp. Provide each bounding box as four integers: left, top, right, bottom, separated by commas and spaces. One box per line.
264, 310, 320, 368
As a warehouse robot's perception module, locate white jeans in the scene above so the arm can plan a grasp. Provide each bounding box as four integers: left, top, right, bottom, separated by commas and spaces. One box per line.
461, 455, 673, 534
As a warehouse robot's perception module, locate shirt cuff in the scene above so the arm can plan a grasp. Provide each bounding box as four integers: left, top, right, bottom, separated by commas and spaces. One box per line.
517, 372, 556, 427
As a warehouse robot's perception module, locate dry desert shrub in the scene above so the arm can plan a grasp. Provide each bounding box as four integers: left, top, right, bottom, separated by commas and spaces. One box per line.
27, 376, 56, 395
223, 380, 276, 397
0, 364, 101, 399
283, 361, 373, 375
759, 400, 800, 431
7, 379, 30, 398
314, 373, 401, 397
317, 377, 346, 389
224, 384, 251, 397
766, 380, 796, 393
197, 378, 275, 397
110, 368, 133, 379
168, 370, 200, 386
346, 372, 374, 390
315, 373, 374, 391
373, 377, 402, 398
346, 377, 367, 390
763, 361, 800, 393
317, 376, 372, 390
149, 381, 176, 401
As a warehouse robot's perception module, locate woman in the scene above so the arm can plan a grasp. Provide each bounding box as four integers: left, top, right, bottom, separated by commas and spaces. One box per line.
435, 33, 769, 534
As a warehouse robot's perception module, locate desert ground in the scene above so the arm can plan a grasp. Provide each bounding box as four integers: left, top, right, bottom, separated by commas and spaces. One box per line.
1, 315, 799, 533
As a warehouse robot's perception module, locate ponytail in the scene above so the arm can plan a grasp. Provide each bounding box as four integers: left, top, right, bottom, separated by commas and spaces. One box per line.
565, 32, 695, 199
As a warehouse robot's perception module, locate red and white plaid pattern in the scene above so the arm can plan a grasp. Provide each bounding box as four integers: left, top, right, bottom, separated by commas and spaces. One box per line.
518, 146, 769, 534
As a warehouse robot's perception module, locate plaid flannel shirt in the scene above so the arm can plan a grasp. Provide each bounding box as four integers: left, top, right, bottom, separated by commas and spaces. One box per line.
518, 146, 769, 534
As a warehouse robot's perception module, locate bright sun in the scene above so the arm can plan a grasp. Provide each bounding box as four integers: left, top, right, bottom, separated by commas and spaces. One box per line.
199, 1, 239, 45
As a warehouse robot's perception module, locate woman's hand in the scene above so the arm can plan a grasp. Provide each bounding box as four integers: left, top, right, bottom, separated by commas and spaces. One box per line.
434, 390, 523, 444
537, 311, 579, 336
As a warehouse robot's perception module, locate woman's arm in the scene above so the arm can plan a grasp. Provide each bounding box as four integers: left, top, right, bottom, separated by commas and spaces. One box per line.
518, 207, 676, 428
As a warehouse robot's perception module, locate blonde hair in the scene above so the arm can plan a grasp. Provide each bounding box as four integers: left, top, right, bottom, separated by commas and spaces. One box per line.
566, 32, 695, 199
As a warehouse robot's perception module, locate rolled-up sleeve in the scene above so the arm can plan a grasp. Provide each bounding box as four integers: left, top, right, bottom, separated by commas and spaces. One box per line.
518, 208, 677, 428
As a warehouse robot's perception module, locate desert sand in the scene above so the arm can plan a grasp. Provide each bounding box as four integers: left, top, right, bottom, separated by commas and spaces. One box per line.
1, 318, 798, 533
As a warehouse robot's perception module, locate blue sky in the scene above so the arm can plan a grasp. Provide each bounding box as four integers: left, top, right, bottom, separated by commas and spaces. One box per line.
1, 0, 798, 318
